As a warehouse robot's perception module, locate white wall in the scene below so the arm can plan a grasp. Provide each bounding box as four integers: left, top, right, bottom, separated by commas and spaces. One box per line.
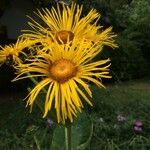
0, 0, 35, 39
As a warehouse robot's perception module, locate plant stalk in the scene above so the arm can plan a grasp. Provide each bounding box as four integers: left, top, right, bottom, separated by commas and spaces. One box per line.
65, 125, 72, 150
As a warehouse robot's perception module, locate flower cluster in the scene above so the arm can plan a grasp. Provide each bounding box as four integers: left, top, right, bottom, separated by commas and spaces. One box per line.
0, 3, 117, 124
134, 120, 143, 133
116, 114, 143, 133
117, 114, 126, 124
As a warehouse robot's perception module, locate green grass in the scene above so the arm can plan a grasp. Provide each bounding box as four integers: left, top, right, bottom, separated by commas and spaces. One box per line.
89, 82, 150, 150
0, 79, 150, 149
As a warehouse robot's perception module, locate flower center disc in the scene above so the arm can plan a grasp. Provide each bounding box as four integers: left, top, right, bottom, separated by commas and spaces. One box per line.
50, 59, 77, 83
55, 30, 74, 44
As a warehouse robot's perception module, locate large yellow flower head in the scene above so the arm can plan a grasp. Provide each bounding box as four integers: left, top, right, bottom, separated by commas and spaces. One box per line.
22, 3, 117, 49
0, 38, 36, 66
14, 40, 111, 124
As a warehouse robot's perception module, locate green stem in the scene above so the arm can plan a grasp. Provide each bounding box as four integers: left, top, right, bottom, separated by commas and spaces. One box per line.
65, 125, 72, 150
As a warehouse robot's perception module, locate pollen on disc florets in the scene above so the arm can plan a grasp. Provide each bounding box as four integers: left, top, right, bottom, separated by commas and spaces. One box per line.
49, 59, 77, 83
55, 30, 74, 44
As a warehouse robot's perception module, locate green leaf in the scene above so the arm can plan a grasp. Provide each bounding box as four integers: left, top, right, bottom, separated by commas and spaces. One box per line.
50, 112, 93, 150
72, 112, 93, 150
50, 125, 66, 150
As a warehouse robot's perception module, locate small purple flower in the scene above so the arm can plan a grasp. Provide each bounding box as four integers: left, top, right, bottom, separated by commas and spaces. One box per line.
134, 120, 143, 133
117, 114, 126, 124
47, 119, 53, 127
134, 120, 142, 127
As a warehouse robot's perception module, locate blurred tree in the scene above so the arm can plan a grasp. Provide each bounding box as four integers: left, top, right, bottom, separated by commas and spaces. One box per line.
115, 0, 150, 61
111, 0, 150, 80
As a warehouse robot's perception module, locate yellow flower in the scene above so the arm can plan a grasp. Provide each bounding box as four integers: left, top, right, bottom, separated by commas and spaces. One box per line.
0, 38, 36, 65
22, 3, 117, 48
14, 40, 112, 124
